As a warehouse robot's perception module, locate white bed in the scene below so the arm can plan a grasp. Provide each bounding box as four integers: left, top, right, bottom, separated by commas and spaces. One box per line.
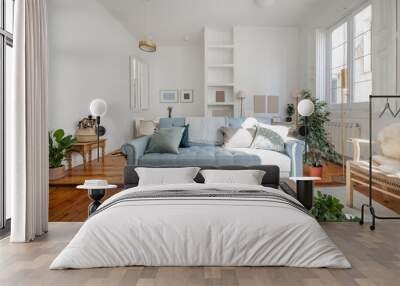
50, 183, 351, 269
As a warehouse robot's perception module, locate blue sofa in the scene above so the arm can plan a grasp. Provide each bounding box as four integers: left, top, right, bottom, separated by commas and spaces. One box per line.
121, 117, 305, 177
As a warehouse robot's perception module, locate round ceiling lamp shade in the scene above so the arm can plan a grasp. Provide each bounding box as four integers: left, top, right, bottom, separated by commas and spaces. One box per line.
297, 99, 315, 116
89, 99, 107, 117
255, 0, 276, 8
139, 39, 157, 53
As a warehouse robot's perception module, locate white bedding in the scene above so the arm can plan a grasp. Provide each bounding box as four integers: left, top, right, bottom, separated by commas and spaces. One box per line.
50, 183, 351, 269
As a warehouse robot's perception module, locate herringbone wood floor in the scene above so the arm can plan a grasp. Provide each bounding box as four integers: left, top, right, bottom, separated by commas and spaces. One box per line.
0, 222, 399, 286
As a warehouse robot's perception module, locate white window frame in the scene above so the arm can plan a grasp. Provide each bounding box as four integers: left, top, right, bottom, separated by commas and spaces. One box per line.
326, 1, 372, 111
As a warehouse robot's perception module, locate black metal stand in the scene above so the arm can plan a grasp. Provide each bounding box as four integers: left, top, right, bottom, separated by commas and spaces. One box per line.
359, 95, 400, 230
88, 189, 105, 216
96, 116, 100, 162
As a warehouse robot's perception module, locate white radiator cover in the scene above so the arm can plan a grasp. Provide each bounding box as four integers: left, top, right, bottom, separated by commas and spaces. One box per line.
325, 122, 361, 159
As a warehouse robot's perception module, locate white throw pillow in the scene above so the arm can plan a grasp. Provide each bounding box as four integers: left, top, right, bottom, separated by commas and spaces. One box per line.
222, 127, 256, 148
136, 167, 200, 186
200, 170, 266, 185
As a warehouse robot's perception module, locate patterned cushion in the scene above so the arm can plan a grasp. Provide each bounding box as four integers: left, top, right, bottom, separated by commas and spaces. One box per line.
251, 125, 285, 152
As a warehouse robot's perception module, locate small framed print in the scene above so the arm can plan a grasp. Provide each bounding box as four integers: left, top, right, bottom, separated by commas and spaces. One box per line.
160, 90, 178, 103
180, 89, 193, 103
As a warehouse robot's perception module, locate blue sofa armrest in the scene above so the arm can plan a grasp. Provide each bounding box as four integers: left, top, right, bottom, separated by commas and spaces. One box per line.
121, 135, 151, 165
284, 137, 305, 177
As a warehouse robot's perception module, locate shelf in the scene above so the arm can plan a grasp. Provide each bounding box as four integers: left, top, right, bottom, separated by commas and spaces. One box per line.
207, 83, 234, 87
208, 64, 234, 68
208, 45, 234, 49
207, 102, 235, 106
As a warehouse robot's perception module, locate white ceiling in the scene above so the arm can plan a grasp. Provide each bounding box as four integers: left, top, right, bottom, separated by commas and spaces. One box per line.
97, 0, 355, 45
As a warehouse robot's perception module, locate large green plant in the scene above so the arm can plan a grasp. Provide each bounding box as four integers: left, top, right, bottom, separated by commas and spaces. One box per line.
49, 129, 75, 168
311, 191, 359, 222
299, 90, 339, 167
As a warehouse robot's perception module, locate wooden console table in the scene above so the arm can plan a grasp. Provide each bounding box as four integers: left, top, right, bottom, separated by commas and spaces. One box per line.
66, 138, 107, 169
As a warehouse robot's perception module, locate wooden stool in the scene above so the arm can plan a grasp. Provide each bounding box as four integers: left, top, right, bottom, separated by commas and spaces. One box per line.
66, 138, 107, 169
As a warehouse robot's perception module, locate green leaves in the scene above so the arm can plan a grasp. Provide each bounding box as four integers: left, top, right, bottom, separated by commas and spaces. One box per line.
311, 191, 359, 222
49, 129, 76, 168
299, 89, 340, 167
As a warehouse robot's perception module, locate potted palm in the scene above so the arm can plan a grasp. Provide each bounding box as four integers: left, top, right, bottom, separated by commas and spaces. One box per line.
299, 90, 339, 177
286, 103, 295, 122
49, 129, 75, 180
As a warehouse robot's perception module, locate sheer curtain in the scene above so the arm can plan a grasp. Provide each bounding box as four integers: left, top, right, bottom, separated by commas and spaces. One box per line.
9, 0, 48, 242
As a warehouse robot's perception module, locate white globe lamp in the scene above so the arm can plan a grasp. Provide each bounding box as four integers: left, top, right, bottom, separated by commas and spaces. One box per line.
89, 99, 108, 162
297, 99, 314, 117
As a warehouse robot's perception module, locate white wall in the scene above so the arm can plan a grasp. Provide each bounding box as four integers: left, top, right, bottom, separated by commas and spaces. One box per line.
136, 46, 204, 120
234, 27, 299, 117
48, 0, 139, 166
48, 0, 204, 166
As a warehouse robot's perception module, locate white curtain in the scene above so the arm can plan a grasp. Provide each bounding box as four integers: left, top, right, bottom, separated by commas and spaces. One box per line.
10, 0, 49, 242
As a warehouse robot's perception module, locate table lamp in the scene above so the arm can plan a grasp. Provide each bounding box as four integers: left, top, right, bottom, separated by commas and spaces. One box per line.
237, 90, 247, 117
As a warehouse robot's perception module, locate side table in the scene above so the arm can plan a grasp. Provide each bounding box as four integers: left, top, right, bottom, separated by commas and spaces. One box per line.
66, 138, 107, 169
77, 180, 117, 216
289, 177, 321, 210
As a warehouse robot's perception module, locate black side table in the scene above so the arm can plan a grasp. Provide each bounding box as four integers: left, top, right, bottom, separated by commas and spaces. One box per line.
289, 177, 321, 210
77, 181, 117, 216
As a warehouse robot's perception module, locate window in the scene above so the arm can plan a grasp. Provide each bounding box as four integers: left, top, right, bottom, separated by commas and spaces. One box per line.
330, 22, 348, 104
353, 5, 372, 103
1, 0, 14, 230
327, 4, 372, 105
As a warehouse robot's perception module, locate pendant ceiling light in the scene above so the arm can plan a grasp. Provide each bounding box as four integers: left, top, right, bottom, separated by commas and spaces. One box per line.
139, 39, 156, 52
139, 0, 156, 53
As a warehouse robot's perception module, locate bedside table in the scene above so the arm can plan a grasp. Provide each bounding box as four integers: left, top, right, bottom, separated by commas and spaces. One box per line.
289, 177, 321, 210
77, 180, 117, 216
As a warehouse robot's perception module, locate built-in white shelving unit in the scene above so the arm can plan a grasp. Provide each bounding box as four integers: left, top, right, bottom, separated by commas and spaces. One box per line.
204, 27, 236, 117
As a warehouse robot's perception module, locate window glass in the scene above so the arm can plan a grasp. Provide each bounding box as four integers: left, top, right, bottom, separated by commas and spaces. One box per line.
5, 0, 14, 33
330, 23, 348, 104
353, 5, 372, 103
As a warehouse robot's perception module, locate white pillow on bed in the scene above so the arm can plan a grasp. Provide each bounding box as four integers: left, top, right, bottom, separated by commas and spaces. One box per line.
200, 169, 266, 185
135, 167, 200, 186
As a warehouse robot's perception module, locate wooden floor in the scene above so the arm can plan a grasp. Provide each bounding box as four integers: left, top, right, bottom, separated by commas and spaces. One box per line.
49, 154, 399, 221
1, 221, 399, 286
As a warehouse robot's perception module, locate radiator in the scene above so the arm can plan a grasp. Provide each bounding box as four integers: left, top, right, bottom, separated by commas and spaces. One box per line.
325, 122, 361, 159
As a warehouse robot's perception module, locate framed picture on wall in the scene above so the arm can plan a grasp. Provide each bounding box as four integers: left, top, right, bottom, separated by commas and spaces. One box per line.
160, 90, 178, 103
180, 89, 193, 103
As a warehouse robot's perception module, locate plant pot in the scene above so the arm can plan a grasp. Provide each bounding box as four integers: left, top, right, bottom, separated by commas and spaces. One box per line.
286, 117, 292, 122
49, 165, 66, 180
309, 166, 323, 177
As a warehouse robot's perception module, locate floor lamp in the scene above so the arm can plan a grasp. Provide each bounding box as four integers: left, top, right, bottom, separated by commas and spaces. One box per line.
298, 99, 315, 166
89, 99, 107, 162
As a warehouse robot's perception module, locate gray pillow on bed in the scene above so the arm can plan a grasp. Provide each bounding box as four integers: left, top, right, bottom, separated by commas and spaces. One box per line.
145, 127, 184, 154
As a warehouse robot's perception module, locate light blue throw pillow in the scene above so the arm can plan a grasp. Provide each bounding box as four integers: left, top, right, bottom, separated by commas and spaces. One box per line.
251, 125, 285, 152
145, 127, 184, 154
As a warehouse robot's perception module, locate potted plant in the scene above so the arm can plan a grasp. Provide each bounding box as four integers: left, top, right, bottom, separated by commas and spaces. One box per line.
311, 191, 359, 222
299, 90, 339, 177
49, 129, 75, 180
286, 103, 294, 122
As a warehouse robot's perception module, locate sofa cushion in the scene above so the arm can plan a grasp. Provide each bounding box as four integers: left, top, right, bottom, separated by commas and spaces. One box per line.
145, 127, 184, 154
139, 146, 291, 174
186, 117, 226, 145
251, 125, 285, 152
159, 117, 185, 128
222, 127, 256, 148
